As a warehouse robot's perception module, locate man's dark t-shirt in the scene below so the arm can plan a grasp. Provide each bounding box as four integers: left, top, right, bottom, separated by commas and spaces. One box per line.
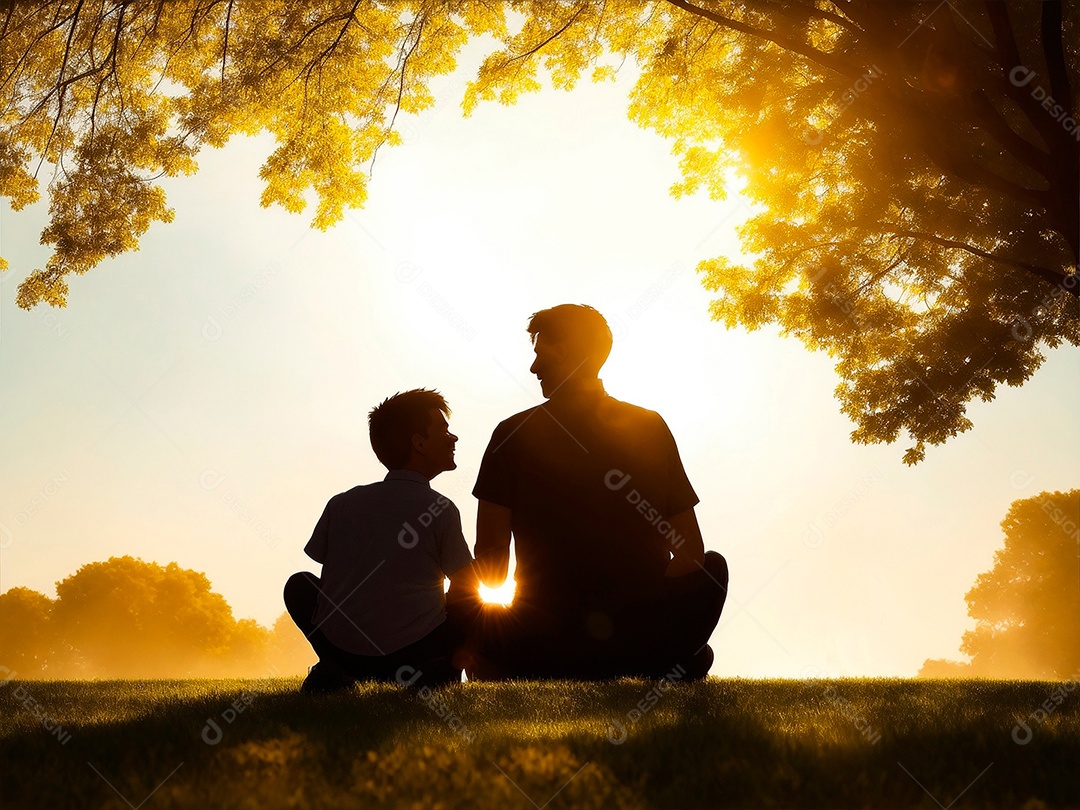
473, 381, 698, 620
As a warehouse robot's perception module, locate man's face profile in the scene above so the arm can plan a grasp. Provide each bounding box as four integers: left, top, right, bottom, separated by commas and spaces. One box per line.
530, 333, 568, 398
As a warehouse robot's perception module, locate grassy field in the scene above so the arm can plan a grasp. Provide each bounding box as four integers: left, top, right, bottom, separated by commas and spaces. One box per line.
1, 677, 1077, 809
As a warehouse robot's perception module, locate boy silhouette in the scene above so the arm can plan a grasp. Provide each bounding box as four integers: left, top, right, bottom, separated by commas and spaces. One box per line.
284, 389, 478, 693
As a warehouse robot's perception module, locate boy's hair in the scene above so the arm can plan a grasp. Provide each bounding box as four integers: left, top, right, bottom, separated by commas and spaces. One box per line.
527, 304, 613, 374
368, 389, 450, 470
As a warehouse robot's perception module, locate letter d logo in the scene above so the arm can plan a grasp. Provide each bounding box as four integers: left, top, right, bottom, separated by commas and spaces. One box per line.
398, 522, 419, 549
606, 719, 628, 745
1009, 65, 1035, 87
202, 718, 223, 745
199, 469, 226, 491
201, 316, 223, 342
605, 469, 630, 491
1012, 720, 1033, 745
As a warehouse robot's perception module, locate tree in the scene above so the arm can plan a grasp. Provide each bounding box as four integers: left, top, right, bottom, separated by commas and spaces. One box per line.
0, 586, 57, 676
1, 1, 1076, 462
52, 555, 241, 676
0, 556, 312, 677
268, 611, 318, 676
921, 489, 1080, 679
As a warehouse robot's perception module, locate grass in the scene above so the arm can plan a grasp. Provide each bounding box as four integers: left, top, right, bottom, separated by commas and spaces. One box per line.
2, 678, 1077, 809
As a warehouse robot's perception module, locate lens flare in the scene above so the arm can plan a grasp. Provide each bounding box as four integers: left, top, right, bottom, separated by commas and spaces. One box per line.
479, 580, 516, 606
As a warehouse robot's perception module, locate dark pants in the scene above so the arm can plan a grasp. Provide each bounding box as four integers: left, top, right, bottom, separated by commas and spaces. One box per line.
283, 572, 462, 687
462, 551, 729, 680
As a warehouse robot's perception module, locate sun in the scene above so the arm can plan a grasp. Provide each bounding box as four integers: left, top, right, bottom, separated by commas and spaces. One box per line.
479, 579, 516, 606
442, 577, 517, 606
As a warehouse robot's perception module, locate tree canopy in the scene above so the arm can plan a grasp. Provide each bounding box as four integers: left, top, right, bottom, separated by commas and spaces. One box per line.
921, 489, 1080, 679
0, 556, 313, 678
1, 1, 1077, 462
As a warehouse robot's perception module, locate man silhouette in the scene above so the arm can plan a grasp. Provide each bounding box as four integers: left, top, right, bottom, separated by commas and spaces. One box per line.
465, 304, 728, 679
284, 389, 479, 693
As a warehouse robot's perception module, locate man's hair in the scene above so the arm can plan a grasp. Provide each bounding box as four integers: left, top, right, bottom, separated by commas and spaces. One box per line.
527, 304, 613, 373
368, 389, 450, 470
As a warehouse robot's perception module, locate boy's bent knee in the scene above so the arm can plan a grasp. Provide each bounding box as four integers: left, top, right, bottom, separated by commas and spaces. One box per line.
283, 571, 320, 613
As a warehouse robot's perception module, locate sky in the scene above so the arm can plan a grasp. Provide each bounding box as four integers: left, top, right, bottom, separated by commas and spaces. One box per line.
1, 51, 1078, 678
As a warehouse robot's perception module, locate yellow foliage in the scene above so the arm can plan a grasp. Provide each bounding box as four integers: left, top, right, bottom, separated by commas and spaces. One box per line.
1, 1, 1075, 462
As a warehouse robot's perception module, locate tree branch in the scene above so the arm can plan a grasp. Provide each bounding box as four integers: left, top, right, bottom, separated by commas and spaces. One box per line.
1040, 0, 1073, 123
881, 227, 1078, 297
663, 0, 866, 81
221, 0, 233, 85
502, 2, 588, 65
983, 0, 1061, 152
769, 0, 864, 38
968, 88, 1053, 181
370, 12, 425, 170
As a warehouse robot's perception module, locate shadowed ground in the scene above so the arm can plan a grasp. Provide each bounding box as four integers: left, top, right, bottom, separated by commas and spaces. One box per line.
2, 678, 1076, 808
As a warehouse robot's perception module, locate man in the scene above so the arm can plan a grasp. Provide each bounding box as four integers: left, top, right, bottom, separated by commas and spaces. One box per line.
284, 389, 479, 693
467, 304, 728, 679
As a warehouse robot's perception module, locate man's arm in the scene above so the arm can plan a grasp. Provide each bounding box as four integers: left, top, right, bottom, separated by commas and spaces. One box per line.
665, 507, 706, 577
475, 499, 512, 587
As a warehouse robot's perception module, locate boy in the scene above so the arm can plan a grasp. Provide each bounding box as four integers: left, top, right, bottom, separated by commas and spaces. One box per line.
284, 389, 478, 693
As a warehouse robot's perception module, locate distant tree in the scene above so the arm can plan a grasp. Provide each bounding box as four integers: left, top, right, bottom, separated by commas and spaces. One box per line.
920, 489, 1080, 678
0, 587, 57, 677
1, 1, 1076, 461
268, 612, 317, 677
223, 617, 272, 676
917, 657, 974, 678
2, 558, 310, 678
51, 555, 260, 677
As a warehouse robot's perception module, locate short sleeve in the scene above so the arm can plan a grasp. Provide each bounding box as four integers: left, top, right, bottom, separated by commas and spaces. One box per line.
304, 497, 334, 563
472, 420, 517, 508
434, 499, 473, 576
658, 416, 699, 516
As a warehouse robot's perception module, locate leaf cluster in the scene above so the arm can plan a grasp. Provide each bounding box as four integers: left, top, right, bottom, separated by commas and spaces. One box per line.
2, 1, 1077, 460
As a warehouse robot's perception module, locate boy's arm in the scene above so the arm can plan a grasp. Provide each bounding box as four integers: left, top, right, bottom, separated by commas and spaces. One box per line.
303, 498, 334, 564
446, 560, 481, 607
438, 501, 480, 607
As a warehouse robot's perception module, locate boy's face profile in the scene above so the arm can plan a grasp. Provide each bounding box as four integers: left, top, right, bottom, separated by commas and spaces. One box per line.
418, 409, 458, 474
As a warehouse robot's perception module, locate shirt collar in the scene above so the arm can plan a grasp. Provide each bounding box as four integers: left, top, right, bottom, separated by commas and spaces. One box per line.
548, 377, 606, 401
384, 470, 431, 487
